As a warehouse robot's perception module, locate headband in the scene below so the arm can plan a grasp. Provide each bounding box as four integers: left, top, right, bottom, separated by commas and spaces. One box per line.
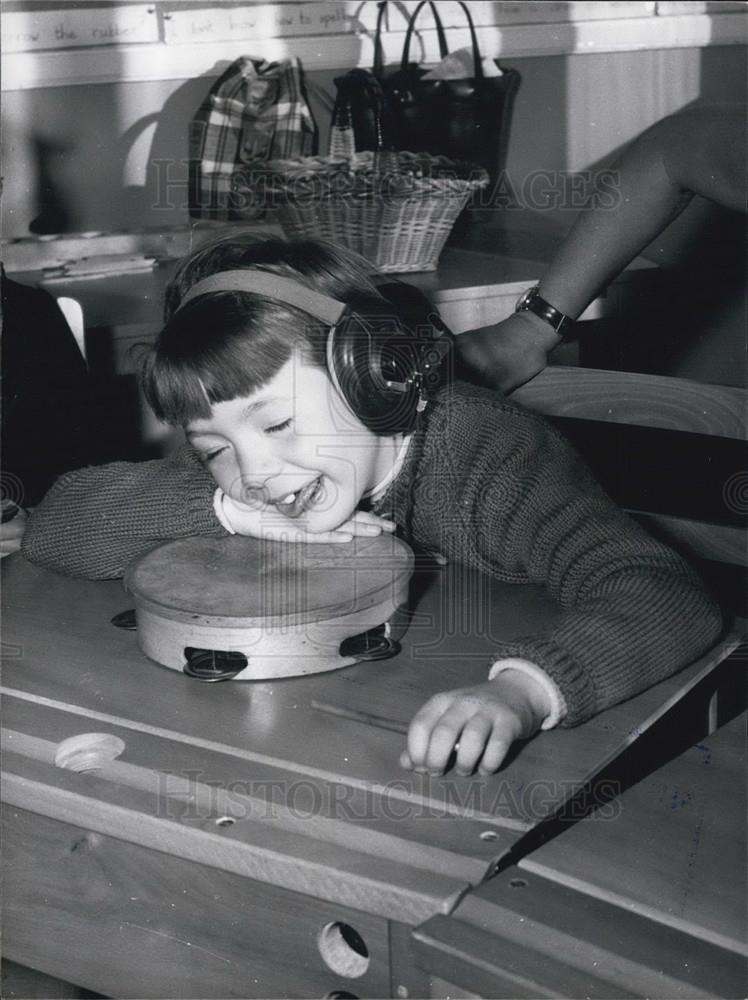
176, 270, 347, 326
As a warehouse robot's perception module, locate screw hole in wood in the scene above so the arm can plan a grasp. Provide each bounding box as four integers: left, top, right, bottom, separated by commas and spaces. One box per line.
54, 733, 126, 773
317, 922, 370, 978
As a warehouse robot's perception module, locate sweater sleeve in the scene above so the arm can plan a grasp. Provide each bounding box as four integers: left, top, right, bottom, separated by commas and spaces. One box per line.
409, 389, 724, 727
21, 445, 226, 580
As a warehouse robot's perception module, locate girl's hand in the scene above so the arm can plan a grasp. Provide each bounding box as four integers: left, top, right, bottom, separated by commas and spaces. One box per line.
221, 493, 396, 543
400, 670, 551, 776
0, 505, 28, 557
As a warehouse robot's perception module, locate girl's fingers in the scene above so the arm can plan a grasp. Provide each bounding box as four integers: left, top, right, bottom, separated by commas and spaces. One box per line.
477, 735, 514, 775
348, 510, 392, 524
345, 522, 388, 537
423, 703, 474, 774
267, 527, 354, 544
403, 691, 528, 776
268, 513, 394, 542
454, 715, 492, 775
342, 512, 397, 535
401, 732, 513, 776
0, 509, 27, 556
406, 693, 456, 769
229, 506, 395, 543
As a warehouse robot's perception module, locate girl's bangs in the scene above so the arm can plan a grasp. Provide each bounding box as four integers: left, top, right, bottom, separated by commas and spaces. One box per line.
143, 337, 293, 425
141, 294, 318, 425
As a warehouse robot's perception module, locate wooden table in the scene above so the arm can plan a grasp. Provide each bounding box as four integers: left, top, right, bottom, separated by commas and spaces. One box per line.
1, 552, 739, 999
413, 711, 747, 999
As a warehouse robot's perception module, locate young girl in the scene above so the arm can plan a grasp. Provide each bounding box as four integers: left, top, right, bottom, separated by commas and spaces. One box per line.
21, 235, 723, 777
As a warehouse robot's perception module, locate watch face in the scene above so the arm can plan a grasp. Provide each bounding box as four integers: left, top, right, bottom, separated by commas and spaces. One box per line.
516, 287, 537, 311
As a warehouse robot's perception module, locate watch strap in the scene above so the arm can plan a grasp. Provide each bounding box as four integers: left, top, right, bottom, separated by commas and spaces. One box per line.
516, 286, 573, 341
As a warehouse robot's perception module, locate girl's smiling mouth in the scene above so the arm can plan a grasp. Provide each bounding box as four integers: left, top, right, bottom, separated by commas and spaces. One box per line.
273, 476, 324, 518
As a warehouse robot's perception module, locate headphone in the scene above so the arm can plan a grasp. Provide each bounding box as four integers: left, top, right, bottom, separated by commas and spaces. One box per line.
177, 270, 454, 434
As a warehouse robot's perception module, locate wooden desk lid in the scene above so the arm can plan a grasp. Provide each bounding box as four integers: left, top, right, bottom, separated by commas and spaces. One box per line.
125, 534, 414, 627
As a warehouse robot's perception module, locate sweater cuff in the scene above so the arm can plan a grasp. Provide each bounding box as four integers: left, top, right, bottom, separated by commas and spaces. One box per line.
213, 489, 237, 534
491, 638, 597, 727
488, 657, 567, 730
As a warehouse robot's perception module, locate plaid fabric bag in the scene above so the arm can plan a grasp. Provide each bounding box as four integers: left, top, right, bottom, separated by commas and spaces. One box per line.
189, 57, 315, 220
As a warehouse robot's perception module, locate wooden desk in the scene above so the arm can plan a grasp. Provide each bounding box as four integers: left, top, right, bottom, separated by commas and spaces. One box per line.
1, 554, 738, 999
413, 712, 747, 999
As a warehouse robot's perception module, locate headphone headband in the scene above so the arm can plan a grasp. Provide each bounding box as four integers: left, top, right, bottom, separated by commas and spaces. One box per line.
178, 270, 347, 326
174, 267, 452, 435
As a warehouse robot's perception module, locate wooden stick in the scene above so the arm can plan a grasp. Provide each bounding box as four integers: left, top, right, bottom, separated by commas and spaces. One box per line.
310, 700, 409, 735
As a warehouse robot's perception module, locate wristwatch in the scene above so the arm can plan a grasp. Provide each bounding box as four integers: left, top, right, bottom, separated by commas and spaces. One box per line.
515, 286, 574, 341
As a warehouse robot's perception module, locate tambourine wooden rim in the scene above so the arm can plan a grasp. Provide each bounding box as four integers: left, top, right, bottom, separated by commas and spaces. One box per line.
124, 534, 415, 680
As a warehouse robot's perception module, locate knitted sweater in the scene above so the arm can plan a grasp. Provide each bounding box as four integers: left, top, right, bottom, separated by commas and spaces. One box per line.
22, 380, 723, 725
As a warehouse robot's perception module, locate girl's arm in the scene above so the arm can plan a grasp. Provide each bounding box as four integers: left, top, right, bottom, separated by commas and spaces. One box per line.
21, 445, 224, 579
406, 393, 724, 741
402, 396, 724, 774
476, 411, 724, 726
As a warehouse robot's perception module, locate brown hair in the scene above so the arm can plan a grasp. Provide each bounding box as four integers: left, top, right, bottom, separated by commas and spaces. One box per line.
141, 235, 382, 425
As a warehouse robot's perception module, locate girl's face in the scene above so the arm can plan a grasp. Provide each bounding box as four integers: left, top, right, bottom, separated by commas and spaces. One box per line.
186, 354, 399, 534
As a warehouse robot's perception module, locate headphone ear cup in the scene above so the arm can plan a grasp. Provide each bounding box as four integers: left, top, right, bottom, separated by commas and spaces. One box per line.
328, 287, 454, 435
377, 280, 454, 400
328, 296, 423, 435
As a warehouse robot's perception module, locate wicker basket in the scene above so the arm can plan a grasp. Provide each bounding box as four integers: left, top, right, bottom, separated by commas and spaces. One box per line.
231, 151, 488, 273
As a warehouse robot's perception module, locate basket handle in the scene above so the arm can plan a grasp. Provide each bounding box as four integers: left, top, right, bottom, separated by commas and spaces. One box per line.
330, 68, 391, 155
374, 1, 448, 79
401, 0, 484, 79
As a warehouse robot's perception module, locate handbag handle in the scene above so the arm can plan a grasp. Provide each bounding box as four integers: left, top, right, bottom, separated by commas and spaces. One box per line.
373, 0, 448, 79
400, 0, 484, 79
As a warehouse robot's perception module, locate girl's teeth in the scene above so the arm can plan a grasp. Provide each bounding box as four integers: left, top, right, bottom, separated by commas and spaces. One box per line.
281, 492, 297, 504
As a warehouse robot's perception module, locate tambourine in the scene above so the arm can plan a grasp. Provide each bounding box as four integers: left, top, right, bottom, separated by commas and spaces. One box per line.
124, 534, 414, 681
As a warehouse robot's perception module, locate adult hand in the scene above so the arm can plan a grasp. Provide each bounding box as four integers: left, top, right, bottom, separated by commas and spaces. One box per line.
399, 670, 550, 775
455, 312, 559, 393
222, 492, 396, 543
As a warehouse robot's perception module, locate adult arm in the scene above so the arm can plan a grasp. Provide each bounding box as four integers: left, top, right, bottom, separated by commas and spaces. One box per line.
457, 104, 747, 390
537, 104, 745, 319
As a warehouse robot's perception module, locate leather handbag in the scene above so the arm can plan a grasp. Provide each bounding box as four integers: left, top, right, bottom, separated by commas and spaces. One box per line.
330, 2, 444, 157
376, 0, 520, 188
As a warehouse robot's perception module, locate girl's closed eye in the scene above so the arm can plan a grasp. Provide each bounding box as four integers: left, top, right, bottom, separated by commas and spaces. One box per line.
265, 417, 292, 435
201, 446, 227, 463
